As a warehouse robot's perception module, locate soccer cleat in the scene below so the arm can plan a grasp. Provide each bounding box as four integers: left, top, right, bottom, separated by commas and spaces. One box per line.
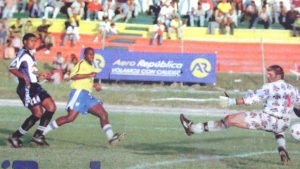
278, 147, 290, 165
31, 135, 49, 146
180, 114, 194, 136
109, 133, 125, 146
8, 135, 22, 148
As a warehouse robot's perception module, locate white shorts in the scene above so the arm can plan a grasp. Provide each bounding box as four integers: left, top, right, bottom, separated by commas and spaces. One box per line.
244, 111, 290, 134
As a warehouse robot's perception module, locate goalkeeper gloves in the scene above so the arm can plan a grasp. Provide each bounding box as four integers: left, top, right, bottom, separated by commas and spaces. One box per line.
219, 96, 236, 108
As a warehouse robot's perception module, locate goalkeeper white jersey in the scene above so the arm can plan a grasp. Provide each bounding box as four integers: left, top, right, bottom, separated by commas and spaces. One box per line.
243, 80, 300, 118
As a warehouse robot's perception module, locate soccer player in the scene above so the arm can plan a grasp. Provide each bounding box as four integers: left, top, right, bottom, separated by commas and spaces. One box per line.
8, 33, 56, 148
43, 47, 125, 145
180, 65, 300, 165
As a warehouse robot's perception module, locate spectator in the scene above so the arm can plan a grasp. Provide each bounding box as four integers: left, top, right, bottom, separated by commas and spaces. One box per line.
189, 6, 206, 27
18, 0, 27, 13
284, 5, 299, 29
86, 0, 103, 21
207, 7, 220, 34
64, 53, 79, 80
253, 6, 272, 29
217, 0, 232, 14
150, 21, 165, 45
246, 0, 259, 28
43, 0, 65, 19
52, 51, 65, 70
4, 39, 15, 59
9, 18, 23, 37
2, 0, 17, 19
167, 15, 183, 40
37, 19, 53, 40
67, 0, 85, 23
292, 14, 300, 36
30, 0, 44, 18
277, 1, 287, 26
23, 20, 35, 34
0, 19, 7, 45
108, 22, 118, 36
36, 32, 55, 54
11, 35, 22, 53
0, 0, 5, 17
226, 9, 236, 34
61, 21, 79, 47
112, 0, 131, 22
159, 2, 174, 27
102, 0, 116, 20
293, 0, 300, 13
147, 0, 161, 24
93, 16, 111, 42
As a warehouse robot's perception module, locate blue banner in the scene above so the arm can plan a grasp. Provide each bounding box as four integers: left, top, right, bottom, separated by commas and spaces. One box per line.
82, 49, 216, 84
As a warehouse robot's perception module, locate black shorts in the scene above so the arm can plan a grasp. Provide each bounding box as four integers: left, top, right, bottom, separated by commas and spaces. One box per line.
17, 83, 51, 108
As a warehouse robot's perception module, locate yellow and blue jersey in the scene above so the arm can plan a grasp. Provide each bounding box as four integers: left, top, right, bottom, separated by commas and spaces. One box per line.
70, 59, 95, 93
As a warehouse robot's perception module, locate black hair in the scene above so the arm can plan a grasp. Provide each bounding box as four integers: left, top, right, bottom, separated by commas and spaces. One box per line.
267, 65, 284, 79
22, 33, 36, 44
84, 47, 94, 55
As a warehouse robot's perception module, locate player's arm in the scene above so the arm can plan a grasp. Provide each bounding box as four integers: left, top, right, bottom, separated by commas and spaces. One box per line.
9, 60, 30, 86
71, 72, 96, 80
93, 78, 102, 92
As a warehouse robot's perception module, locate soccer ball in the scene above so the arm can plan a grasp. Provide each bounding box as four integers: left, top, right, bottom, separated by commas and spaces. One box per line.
290, 123, 300, 141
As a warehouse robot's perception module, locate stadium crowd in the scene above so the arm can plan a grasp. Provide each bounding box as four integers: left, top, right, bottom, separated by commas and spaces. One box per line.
1, 0, 300, 68
0, 0, 299, 35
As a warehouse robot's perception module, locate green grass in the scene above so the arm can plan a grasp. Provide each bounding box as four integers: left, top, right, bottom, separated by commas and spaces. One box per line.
1, 107, 300, 169
2, 59, 300, 168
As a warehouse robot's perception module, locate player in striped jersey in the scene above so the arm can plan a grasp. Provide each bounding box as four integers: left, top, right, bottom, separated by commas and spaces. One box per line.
8, 33, 56, 148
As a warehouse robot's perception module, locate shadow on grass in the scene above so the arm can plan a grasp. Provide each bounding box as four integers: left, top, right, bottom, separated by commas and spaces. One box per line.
124, 142, 216, 155
123, 134, 264, 156
44, 137, 108, 149
0, 128, 15, 146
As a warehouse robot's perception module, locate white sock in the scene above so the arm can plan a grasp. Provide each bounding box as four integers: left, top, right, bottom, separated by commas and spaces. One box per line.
18, 127, 28, 135
276, 137, 286, 149
191, 123, 204, 133
103, 124, 114, 140
192, 120, 227, 133
37, 126, 46, 132
43, 120, 59, 135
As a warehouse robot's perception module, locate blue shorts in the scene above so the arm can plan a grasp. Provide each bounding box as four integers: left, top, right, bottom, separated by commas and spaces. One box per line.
66, 89, 101, 115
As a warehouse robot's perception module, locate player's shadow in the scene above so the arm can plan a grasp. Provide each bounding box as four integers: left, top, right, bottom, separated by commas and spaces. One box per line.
0, 128, 15, 146
44, 137, 108, 149
124, 141, 222, 156
123, 135, 255, 156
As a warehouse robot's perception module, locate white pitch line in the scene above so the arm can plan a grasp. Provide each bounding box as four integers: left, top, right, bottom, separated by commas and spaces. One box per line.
151, 98, 219, 102
125, 151, 300, 169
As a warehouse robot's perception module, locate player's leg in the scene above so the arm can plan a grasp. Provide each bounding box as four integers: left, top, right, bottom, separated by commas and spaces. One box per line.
275, 133, 290, 165
31, 97, 56, 145
180, 112, 248, 135
8, 105, 43, 148
43, 109, 80, 136
43, 89, 83, 136
88, 103, 125, 145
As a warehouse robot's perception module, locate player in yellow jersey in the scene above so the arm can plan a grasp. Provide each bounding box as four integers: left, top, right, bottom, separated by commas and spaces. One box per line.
43, 47, 125, 145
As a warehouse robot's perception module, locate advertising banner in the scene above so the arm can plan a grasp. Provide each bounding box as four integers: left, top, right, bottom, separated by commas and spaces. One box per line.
87, 49, 216, 84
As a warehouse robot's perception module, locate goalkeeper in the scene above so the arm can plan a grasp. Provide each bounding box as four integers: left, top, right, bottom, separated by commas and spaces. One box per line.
180, 65, 300, 165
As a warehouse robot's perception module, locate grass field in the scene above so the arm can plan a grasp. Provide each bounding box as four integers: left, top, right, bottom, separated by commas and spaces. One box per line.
1, 106, 300, 169
1, 60, 300, 168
